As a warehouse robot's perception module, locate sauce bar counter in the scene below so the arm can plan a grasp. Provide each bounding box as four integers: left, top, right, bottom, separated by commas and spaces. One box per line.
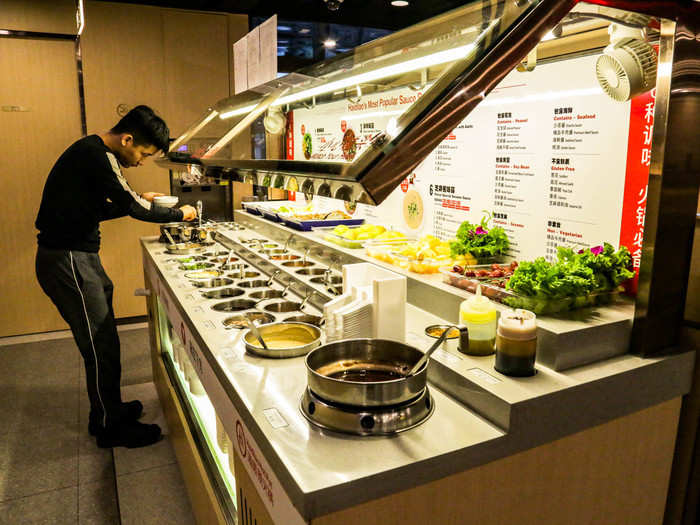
140, 225, 694, 525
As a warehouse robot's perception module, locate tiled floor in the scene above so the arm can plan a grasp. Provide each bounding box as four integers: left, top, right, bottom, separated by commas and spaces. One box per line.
0, 326, 195, 525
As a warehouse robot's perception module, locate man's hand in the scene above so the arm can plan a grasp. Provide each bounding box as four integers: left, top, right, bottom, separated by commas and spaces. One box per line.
180, 205, 197, 221
141, 192, 165, 202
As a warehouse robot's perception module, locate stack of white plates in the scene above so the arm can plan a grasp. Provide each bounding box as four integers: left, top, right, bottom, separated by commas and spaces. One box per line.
335, 287, 373, 339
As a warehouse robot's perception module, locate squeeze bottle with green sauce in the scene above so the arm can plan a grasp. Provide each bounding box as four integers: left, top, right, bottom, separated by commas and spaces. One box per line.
459, 285, 497, 355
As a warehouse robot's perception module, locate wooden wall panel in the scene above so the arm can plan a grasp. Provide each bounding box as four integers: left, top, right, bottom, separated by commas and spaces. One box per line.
81, 1, 169, 319
1, 3, 247, 335
0, 0, 77, 34
0, 39, 82, 336
162, 10, 230, 136
81, 2, 245, 320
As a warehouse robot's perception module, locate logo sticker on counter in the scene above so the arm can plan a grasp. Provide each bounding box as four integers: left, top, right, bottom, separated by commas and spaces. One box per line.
263, 408, 288, 429
468, 368, 502, 384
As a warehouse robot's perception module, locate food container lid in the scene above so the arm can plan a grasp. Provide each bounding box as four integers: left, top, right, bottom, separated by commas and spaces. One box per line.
497, 309, 537, 340
460, 285, 497, 323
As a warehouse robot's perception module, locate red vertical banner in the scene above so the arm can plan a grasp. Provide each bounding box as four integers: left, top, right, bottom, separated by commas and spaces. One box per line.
619, 88, 656, 294
285, 111, 294, 160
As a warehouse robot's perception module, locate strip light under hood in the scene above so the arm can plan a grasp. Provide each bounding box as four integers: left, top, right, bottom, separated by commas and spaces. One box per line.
218, 42, 477, 120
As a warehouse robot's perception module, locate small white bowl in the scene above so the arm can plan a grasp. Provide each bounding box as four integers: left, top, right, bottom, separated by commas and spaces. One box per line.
154, 195, 178, 208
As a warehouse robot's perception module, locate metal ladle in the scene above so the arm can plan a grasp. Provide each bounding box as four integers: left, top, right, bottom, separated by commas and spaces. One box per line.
246, 317, 269, 351
407, 325, 459, 376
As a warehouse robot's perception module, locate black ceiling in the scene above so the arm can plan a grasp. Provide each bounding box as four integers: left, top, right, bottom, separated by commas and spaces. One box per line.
93, 0, 470, 30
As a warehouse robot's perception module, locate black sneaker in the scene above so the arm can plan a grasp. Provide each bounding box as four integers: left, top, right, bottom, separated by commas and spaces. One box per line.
96, 421, 162, 449
88, 400, 144, 436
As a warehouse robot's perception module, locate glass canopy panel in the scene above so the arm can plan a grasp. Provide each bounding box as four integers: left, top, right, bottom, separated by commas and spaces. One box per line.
175, 0, 544, 168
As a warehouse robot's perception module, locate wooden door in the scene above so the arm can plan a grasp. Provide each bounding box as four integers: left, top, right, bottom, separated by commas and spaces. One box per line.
0, 38, 83, 336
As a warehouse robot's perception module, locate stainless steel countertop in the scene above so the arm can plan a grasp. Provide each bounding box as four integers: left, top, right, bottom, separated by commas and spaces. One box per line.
142, 230, 694, 519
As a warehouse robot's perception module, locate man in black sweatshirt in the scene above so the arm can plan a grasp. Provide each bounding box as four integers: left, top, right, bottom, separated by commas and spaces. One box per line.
35, 105, 196, 448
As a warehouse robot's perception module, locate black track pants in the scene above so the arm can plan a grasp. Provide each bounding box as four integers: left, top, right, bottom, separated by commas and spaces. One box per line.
36, 246, 122, 428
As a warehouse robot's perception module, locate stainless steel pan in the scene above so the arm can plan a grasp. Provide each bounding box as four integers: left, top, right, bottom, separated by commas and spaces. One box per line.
305, 339, 428, 407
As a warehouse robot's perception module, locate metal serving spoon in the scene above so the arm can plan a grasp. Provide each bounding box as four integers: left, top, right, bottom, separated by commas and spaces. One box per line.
246, 317, 269, 350
407, 325, 460, 376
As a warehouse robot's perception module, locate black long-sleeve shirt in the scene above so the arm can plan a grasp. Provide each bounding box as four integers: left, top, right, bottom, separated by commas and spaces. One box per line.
36, 135, 182, 252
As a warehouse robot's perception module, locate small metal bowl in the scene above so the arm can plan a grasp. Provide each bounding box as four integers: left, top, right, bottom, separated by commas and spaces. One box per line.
270, 254, 300, 261
170, 255, 207, 263
184, 269, 224, 280
166, 242, 205, 255
201, 287, 246, 299
242, 322, 322, 358
211, 256, 240, 264
238, 280, 270, 289
282, 260, 314, 268
192, 277, 234, 288
296, 268, 327, 276
284, 314, 323, 327
424, 324, 460, 339
211, 299, 257, 312
180, 262, 215, 271
222, 312, 275, 330
424, 324, 463, 352
227, 271, 261, 280
263, 301, 302, 313
310, 275, 342, 286
249, 289, 287, 300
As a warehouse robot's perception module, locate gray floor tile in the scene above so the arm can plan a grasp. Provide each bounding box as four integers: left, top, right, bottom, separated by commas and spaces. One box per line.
78, 479, 119, 525
119, 329, 153, 386
117, 463, 195, 525
113, 382, 174, 476
0, 486, 77, 525
0, 383, 80, 435
0, 337, 81, 382
78, 432, 114, 485
0, 423, 80, 502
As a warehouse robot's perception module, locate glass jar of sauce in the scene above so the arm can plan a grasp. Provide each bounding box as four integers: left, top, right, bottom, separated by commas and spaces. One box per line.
495, 309, 537, 377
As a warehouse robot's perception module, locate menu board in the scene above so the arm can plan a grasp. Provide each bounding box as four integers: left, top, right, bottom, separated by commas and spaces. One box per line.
292, 53, 649, 268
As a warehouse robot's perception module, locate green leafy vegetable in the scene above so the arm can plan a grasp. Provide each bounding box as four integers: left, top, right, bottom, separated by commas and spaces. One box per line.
506, 242, 634, 301
449, 211, 510, 260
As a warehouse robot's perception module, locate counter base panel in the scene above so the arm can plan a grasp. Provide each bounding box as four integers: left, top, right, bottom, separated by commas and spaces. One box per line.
234, 451, 275, 525
311, 397, 680, 525
147, 271, 228, 525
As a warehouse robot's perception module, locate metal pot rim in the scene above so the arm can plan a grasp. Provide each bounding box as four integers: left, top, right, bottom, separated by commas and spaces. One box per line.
305, 338, 427, 384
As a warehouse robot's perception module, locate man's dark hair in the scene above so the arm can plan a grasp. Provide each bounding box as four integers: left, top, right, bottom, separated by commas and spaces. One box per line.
110, 105, 169, 152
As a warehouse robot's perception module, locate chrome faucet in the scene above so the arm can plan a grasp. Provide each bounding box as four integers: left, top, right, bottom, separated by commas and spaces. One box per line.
302, 247, 312, 264
299, 290, 317, 311
283, 233, 295, 252
266, 270, 281, 287
323, 268, 333, 286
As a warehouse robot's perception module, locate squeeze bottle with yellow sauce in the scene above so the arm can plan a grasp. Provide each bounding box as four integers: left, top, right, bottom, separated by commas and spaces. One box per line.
459, 285, 497, 355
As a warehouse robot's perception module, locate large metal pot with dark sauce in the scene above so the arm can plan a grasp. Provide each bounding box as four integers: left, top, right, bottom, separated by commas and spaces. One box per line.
305, 339, 428, 407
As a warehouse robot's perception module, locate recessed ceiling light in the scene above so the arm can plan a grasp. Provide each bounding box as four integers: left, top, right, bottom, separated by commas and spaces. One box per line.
391, 1, 409, 6
299, 28, 310, 34
323, 39, 337, 48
